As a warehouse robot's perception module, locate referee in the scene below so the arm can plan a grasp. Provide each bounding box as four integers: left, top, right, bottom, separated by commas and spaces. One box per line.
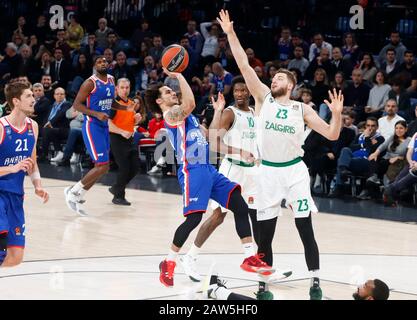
108, 78, 142, 205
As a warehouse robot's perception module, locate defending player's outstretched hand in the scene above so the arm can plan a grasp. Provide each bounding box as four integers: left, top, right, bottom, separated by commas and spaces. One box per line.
217, 9, 234, 34
323, 88, 344, 114
211, 92, 226, 112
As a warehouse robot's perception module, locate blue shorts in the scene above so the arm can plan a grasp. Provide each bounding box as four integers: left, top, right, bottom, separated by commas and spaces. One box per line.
177, 164, 240, 215
82, 120, 110, 165
0, 192, 25, 248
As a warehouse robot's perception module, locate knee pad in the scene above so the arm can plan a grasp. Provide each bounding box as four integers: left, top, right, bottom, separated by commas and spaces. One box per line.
0, 233, 7, 265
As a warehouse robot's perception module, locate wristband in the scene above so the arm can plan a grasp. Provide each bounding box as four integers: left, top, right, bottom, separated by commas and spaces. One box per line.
30, 171, 41, 182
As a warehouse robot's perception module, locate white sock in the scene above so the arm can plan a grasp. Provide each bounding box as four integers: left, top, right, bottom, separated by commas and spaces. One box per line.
167, 249, 178, 262
310, 270, 320, 286
71, 181, 85, 195
214, 286, 232, 300
187, 243, 201, 259
242, 242, 255, 258
313, 174, 321, 188
157, 156, 166, 166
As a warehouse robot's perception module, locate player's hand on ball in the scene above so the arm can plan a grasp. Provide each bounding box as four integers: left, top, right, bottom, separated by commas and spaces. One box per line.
324, 88, 344, 114
211, 92, 226, 112
217, 9, 234, 34
35, 187, 49, 203
162, 67, 180, 79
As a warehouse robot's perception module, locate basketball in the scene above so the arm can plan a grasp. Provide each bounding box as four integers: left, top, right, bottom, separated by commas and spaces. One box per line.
161, 44, 189, 73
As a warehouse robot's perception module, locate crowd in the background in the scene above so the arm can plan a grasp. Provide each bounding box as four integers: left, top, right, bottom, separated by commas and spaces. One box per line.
0, 1, 416, 207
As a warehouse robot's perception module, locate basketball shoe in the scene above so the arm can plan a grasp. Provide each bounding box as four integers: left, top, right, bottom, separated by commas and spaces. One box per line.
240, 254, 275, 275
179, 254, 202, 282
258, 268, 293, 283
159, 260, 176, 287
64, 186, 87, 216
309, 277, 323, 300
203, 274, 227, 299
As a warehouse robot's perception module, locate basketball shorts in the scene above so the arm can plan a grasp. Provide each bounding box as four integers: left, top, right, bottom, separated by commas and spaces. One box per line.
210, 158, 257, 211
82, 120, 110, 165
0, 192, 25, 248
257, 158, 318, 221
177, 164, 240, 216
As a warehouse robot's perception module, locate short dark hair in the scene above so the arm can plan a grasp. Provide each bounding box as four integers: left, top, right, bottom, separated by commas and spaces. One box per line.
372, 279, 390, 300
107, 31, 117, 37
366, 116, 378, 126
144, 83, 165, 113
404, 50, 414, 56
4, 82, 30, 110
231, 76, 247, 91
386, 48, 396, 55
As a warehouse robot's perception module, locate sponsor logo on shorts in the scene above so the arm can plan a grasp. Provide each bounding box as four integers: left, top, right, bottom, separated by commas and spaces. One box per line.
15, 227, 21, 236
248, 197, 254, 204
97, 153, 104, 156
189, 197, 199, 202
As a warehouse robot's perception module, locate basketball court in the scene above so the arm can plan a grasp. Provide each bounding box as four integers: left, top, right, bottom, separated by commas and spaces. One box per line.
1, 173, 416, 300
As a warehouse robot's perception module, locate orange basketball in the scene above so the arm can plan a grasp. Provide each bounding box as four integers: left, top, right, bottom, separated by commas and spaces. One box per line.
161, 44, 189, 73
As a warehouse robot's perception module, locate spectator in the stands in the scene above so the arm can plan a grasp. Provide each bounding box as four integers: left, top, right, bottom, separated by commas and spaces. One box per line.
179, 36, 198, 80
330, 71, 348, 93
343, 110, 359, 136
362, 120, 410, 199
149, 34, 165, 65
28, 34, 41, 58
308, 68, 330, 119
378, 30, 407, 66
113, 51, 136, 91
200, 21, 220, 66
395, 50, 417, 93
210, 62, 233, 97
19, 44, 37, 83
388, 79, 412, 120
184, 20, 204, 56
264, 64, 279, 87
342, 32, 361, 65
95, 18, 114, 49
289, 32, 309, 60
38, 87, 71, 162
407, 105, 417, 137
305, 47, 335, 81
38, 50, 52, 77
11, 32, 25, 52
364, 71, 391, 118
70, 53, 93, 97
82, 34, 103, 60
215, 33, 236, 73
343, 68, 371, 123
289, 68, 305, 100
32, 83, 51, 130
66, 14, 84, 50
103, 48, 116, 72
276, 26, 291, 67
50, 47, 71, 89
381, 48, 401, 83
56, 106, 85, 166
138, 55, 156, 92
41, 74, 54, 101
308, 32, 333, 62
107, 31, 123, 54
288, 46, 309, 77
332, 47, 353, 79
383, 131, 417, 206
13, 16, 28, 38
329, 117, 384, 197
357, 52, 378, 83
33, 14, 49, 44
130, 18, 153, 53
378, 99, 405, 141
0, 42, 22, 80
53, 29, 71, 60
300, 88, 316, 110
246, 48, 264, 70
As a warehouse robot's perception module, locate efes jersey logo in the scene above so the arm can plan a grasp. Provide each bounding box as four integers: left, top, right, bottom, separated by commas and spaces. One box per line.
27, 123, 34, 135
6, 127, 12, 138
15, 227, 21, 236
248, 196, 254, 204
292, 104, 299, 111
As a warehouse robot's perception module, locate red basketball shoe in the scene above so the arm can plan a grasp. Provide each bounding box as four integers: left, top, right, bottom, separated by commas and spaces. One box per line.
159, 260, 176, 287
240, 254, 275, 275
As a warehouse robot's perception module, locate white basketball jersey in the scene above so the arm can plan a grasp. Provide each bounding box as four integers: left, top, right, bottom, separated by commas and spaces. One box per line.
257, 92, 306, 162
223, 106, 257, 161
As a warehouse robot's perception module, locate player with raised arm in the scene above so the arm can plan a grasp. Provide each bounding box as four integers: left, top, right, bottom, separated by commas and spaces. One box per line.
217, 9, 344, 299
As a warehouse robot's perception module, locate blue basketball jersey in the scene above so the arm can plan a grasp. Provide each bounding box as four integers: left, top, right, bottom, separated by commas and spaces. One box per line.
164, 114, 209, 166
85, 74, 115, 127
0, 117, 36, 195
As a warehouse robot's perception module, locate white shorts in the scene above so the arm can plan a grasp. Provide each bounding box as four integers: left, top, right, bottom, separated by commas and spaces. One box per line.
210, 158, 258, 210
257, 158, 318, 221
